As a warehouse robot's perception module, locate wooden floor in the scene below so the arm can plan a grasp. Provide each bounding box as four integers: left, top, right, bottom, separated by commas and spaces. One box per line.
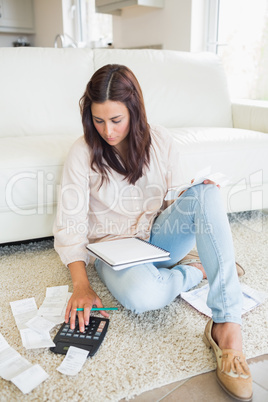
121, 354, 268, 402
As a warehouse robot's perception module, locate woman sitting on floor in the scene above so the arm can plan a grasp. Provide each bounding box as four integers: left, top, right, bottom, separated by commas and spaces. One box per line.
54, 64, 252, 402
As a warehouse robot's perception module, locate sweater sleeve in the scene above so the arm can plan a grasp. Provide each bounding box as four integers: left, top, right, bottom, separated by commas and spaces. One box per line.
53, 137, 91, 267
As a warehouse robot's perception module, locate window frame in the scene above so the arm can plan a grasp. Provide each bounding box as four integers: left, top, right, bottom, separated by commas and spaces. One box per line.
206, 0, 225, 54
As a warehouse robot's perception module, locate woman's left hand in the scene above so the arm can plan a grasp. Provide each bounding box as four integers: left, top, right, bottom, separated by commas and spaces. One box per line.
178, 178, 220, 198
203, 179, 220, 189
190, 178, 220, 189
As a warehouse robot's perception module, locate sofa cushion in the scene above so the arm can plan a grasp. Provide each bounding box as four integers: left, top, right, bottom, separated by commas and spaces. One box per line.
169, 127, 268, 188
0, 135, 77, 214
94, 49, 233, 129
2, 127, 267, 217
0, 48, 94, 138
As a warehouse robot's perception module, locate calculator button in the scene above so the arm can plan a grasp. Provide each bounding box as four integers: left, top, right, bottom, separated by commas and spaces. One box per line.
86, 335, 92, 339
93, 336, 99, 340
60, 332, 66, 336
66, 333, 72, 337
73, 334, 79, 338
95, 332, 101, 336
79, 335, 85, 338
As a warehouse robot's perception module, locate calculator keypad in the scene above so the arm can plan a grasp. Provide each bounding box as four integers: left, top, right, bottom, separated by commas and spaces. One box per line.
59, 318, 107, 341
51, 316, 109, 356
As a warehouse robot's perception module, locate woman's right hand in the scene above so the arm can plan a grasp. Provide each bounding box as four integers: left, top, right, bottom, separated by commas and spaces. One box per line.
65, 283, 109, 332
66, 261, 109, 332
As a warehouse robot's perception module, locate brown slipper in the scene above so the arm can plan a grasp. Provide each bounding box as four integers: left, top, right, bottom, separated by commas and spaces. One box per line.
235, 262, 245, 277
203, 319, 252, 401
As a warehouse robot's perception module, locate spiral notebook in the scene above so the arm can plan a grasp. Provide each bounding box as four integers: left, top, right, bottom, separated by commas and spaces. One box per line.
86, 238, 170, 270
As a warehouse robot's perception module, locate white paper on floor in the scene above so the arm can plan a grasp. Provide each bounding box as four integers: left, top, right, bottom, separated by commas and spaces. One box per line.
57, 346, 89, 376
10, 286, 71, 350
0, 333, 49, 393
181, 283, 268, 317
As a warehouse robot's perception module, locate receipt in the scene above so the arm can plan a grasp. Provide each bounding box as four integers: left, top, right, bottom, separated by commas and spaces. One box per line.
0, 333, 9, 352
0, 347, 31, 381
46, 285, 69, 298
11, 364, 49, 394
10, 287, 71, 350
20, 328, 55, 350
38, 285, 69, 317
57, 346, 89, 376
26, 316, 55, 334
0, 333, 49, 393
10, 298, 38, 330
10, 297, 37, 316
42, 292, 72, 325
0, 334, 31, 381
13, 311, 39, 330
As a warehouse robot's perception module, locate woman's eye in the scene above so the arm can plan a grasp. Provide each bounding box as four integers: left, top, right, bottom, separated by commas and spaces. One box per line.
95, 120, 103, 124
112, 120, 121, 124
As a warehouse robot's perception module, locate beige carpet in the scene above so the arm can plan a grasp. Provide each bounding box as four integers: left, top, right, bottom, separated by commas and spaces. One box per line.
0, 211, 267, 401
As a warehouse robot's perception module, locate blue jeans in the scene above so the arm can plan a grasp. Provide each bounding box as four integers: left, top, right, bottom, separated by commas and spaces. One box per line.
95, 184, 243, 324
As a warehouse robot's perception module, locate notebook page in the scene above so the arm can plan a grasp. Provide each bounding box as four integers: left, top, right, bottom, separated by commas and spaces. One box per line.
87, 238, 169, 266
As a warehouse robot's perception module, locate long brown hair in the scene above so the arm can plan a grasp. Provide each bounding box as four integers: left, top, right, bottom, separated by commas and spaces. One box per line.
79, 64, 151, 186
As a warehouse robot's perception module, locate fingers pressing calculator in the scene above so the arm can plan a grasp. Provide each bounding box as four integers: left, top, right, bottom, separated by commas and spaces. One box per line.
50, 316, 109, 357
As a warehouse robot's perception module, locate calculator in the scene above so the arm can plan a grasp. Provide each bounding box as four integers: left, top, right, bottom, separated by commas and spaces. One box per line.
50, 316, 109, 357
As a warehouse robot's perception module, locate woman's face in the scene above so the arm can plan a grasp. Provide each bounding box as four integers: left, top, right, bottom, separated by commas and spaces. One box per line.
91, 100, 130, 153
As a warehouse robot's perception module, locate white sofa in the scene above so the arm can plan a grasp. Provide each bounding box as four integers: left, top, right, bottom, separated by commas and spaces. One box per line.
0, 47, 268, 244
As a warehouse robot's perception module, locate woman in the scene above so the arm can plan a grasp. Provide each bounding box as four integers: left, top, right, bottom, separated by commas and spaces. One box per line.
54, 64, 252, 401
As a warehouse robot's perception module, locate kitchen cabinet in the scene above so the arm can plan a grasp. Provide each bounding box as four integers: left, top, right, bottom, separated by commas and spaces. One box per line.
0, 0, 34, 33
96, 0, 164, 15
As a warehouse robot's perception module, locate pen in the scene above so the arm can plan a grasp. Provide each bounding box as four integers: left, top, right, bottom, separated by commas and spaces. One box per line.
76, 307, 118, 311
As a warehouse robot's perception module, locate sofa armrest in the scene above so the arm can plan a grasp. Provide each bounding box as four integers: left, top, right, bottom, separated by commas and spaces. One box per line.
231, 99, 268, 133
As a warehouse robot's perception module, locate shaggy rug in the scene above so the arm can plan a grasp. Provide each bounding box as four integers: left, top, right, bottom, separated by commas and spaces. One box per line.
0, 211, 267, 401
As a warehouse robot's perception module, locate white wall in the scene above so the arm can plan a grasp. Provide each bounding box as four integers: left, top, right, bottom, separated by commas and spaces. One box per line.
112, 0, 205, 51
33, 0, 64, 47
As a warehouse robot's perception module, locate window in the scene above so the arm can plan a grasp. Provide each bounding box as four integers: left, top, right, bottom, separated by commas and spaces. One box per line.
78, 0, 113, 48
207, 0, 268, 100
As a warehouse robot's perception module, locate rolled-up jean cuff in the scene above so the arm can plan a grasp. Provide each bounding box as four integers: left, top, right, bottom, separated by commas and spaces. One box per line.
212, 315, 242, 326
